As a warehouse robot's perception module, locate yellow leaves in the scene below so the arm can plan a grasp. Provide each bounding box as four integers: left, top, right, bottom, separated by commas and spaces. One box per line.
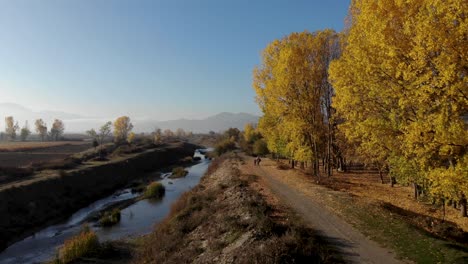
243, 123, 254, 142
253, 30, 339, 161
127, 132, 136, 144
427, 154, 468, 199
330, 0, 467, 191
113, 116, 133, 143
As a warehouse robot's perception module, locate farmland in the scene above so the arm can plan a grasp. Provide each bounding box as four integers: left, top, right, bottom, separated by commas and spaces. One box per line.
0, 141, 92, 167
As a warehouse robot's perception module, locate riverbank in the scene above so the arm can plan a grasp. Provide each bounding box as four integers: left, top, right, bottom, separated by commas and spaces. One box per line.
0, 142, 199, 251
134, 153, 339, 263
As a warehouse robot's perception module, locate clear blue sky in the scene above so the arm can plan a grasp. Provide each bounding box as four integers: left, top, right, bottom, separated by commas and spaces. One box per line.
0, 0, 350, 120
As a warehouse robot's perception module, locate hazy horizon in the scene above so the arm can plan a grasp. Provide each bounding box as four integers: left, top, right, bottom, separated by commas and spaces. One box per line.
0, 102, 260, 133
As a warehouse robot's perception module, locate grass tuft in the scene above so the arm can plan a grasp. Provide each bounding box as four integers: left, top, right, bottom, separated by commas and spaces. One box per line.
99, 209, 121, 227
144, 182, 166, 199
169, 167, 188, 178
54, 225, 99, 264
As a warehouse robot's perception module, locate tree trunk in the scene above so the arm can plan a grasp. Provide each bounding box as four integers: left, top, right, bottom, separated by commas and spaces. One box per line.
460, 195, 467, 217
413, 183, 419, 200
291, 159, 295, 169
327, 121, 332, 177
300, 161, 305, 169
442, 198, 446, 221
378, 167, 384, 184
338, 156, 346, 172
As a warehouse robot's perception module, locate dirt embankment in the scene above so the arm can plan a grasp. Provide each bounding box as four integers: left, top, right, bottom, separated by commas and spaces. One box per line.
135, 153, 340, 264
0, 142, 198, 251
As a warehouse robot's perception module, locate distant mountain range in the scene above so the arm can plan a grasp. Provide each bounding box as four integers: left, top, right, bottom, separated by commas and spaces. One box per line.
135, 112, 259, 133
0, 103, 259, 133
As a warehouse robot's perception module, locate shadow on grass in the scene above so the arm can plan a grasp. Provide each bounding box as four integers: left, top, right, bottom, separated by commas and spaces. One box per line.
315, 232, 359, 260
381, 202, 468, 246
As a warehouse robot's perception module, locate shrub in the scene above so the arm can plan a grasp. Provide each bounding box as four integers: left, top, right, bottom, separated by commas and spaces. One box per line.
144, 182, 166, 199
253, 139, 269, 156
215, 139, 236, 156
277, 162, 290, 170
99, 209, 121, 227
170, 167, 189, 178
57, 226, 99, 263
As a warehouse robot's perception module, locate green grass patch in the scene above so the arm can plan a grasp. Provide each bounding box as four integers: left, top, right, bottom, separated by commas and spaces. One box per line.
99, 209, 121, 227
144, 182, 166, 199
341, 200, 468, 263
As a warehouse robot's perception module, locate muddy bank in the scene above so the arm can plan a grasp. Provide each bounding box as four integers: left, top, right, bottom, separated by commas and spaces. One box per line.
0, 142, 198, 251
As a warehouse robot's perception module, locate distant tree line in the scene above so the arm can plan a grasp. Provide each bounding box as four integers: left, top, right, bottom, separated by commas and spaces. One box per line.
0, 116, 65, 142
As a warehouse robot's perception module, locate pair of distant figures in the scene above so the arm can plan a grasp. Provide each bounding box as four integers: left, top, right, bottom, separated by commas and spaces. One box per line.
254, 156, 262, 166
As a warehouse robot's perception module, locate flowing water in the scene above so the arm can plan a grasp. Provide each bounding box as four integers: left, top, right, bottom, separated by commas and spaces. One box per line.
0, 149, 211, 264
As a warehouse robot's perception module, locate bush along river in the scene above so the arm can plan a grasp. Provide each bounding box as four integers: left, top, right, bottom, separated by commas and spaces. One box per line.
0, 149, 212, 264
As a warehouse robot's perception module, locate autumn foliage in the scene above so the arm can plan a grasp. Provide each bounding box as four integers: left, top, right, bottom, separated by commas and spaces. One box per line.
254, 0, 467, 216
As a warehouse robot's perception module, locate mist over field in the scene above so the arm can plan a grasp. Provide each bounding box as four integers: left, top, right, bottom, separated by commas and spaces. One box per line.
0, 103, 258, 133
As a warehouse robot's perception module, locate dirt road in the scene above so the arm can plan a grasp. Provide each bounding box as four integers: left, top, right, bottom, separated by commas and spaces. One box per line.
241, 155, 402, 264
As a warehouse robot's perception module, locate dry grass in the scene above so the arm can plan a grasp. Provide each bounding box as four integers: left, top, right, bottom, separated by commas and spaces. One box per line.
54, 226, 100, 264
169, 167, 188, 178
0, 141, 88, 152
257, 158, 468, 263
314, 166, 468, 232
135, 155, 337, 264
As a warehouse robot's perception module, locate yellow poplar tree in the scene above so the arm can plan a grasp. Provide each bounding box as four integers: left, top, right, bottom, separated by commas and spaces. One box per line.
254, 30, 339, 175
113, 116, 133, 143
330, 0, 467, 210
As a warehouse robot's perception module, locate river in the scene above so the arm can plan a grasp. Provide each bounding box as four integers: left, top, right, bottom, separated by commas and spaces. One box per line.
0, 149, 211, 264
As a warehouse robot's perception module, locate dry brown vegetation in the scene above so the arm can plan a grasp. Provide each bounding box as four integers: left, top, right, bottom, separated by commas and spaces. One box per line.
135, 154, 340, 264
0, 141, 92, 168
252, 157, 468, 263
0, 141, 90, 152
313, 166, 468, 233
0, 142, 198, 252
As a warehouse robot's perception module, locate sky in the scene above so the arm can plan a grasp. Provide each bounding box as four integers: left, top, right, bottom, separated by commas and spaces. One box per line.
0, 0, 350, 121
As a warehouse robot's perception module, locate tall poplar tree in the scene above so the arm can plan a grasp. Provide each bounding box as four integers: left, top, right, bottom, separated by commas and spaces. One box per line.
254, 30, 340, 176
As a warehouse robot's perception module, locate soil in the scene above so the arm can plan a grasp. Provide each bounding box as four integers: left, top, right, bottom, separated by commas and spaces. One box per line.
0, 141, 92, 167
316, 166, 468, 232
240, 154, 402, 264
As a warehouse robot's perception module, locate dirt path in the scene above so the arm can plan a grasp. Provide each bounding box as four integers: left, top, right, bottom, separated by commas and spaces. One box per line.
240, 155, 402, 264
